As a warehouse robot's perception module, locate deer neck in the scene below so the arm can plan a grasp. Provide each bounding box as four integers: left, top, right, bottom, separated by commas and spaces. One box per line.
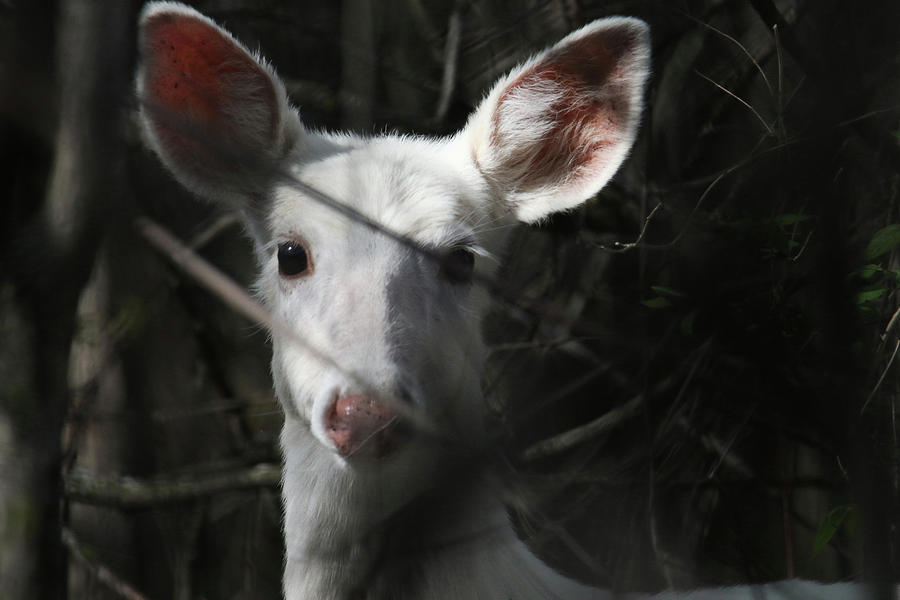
280, 416, 602, 599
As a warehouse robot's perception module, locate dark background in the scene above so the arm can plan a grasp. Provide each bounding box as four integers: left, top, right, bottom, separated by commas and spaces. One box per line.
1, 0, 898, 598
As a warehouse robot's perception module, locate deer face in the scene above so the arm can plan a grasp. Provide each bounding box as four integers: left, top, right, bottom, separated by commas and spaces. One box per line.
137, 1, 649, 467
258, 137, 508, 461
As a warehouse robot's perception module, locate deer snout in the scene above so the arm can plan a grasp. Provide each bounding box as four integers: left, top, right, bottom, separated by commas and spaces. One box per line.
325, 393, 407, 458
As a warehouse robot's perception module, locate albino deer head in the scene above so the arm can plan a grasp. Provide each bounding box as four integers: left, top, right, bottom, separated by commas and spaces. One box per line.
137, 2, 649, 596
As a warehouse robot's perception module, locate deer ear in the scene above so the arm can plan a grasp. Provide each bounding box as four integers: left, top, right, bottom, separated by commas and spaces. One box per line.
136, 1, 301, 205
464, 17, 650, 223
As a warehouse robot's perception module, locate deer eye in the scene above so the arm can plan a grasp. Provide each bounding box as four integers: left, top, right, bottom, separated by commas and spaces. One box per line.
438, 247, 475, 284
278, 241, 311, 277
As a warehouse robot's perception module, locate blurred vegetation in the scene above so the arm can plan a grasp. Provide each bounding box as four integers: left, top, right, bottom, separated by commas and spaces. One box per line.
0, 0, 898, 598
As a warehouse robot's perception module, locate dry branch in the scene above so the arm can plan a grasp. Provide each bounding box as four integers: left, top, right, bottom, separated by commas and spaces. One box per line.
434, 2, 464, 123
522, 394, 643, 460
62, 527, 149, 600
136, 216, 442, 442
65, 463, 281, 509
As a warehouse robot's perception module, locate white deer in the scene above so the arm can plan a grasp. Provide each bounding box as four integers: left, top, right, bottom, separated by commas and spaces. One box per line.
136, 3, 884, 599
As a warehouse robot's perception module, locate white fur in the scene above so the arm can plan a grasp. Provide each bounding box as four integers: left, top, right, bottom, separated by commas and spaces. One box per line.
464, 17, 650, 223
136, 3, 886, 599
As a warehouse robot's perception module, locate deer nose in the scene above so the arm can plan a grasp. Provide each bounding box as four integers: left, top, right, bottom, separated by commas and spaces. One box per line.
325, 393, 406, 458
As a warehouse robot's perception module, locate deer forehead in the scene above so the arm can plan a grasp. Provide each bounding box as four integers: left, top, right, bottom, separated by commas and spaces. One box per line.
268, 135, 494, 250
256, 137, 501, 355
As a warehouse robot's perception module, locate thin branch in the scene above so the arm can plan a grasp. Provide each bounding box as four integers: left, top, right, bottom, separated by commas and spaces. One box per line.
188, 213, 239, 249
136, 216, 441, 441
695, 69, 774, 135
64, 463, 282, 509
434, 2, 464, 123
137, 208, 600, 452
675, 415, 756, 480
637, 135, 773, 251
656, 339, 713, 441
506, 360, 613, 432
563, 474, 846, 492
522, 394, 643, 460
561, 0, 584, 28
860, 337, 900, 414
788, 228, 814, 262
774, 24, 784, 134
139, 96, 609, 336
488, 336, 605, 354
883, 305, 900, 339
62, 528, 149, 600
835, 104, 900, 129
66, 398, 280, 424
684, 12, 774, 99
600, 202, 663, 252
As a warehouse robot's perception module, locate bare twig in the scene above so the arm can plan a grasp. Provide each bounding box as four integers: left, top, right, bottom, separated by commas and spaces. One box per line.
835, 104, 900, 129
627, 136, 773, 251
137, 217, 281, 337
136, 206, 604, 452
488, 336, 605, 354
64, 463, 281, 509
774, 24, 784, 134
66, 398, 281, 424
779, 445, 795, 579
522, 394, 643, 460
140, 96, 602, 340
340, 0, 375, 130
695, 69, 774, 135
674, 415, 755, 480
600, 202, 663, 252
788, 228, 814, 261
434, 2, 464, 123
684, 13, 774, 99
561, 0, 584, 27
188, 213, 239, 249
883, 305, 900, 339
561, 474, 845, 492
507, 360, 613, 433
62, 528, 149, 600
860, 337, 900, 414
135, 216, 440, 440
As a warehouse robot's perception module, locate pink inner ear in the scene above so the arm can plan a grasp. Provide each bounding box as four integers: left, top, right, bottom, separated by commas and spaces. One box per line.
141, 11, 278, 161
494, 27, 640, 190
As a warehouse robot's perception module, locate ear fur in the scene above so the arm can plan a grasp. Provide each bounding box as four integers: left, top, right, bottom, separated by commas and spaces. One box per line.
464, 17, 650, 223
136, 1, 302, 207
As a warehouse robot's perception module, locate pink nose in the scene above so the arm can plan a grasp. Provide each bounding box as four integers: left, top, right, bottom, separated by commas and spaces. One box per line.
325, 394, 402, 458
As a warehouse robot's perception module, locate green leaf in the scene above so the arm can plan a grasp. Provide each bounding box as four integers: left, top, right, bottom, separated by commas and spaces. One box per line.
680, 311, 696, 335
110, 297, 148, 339
865, 224, 900, 260
857, 285, 886, 304
775, 214, 812, 227
812, 505, 854, 557
642, 297, 671, 309
650, 285, 686, 298
859, 264, 883, 280
859, 303, 878, 317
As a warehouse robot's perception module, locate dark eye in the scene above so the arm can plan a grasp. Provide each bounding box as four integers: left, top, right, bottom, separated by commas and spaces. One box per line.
278, 241, 311, 277
438, 247, 475, 284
